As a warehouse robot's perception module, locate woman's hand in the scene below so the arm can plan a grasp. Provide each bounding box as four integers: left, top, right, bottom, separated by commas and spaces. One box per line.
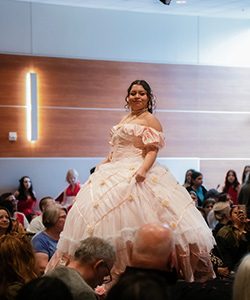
217, 267, 230, 278
133, 167, 147, 183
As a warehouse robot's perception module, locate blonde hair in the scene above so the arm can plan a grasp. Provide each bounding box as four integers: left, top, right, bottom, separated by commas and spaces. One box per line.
0, 233, 38, 298
66, 169, 79, 183
233, 254, 250, 300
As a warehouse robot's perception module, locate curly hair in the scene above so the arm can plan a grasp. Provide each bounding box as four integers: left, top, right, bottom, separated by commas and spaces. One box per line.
124, 80, 156, 114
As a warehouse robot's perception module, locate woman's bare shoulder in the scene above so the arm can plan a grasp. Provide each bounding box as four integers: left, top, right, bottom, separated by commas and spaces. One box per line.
144, 113, 162, 132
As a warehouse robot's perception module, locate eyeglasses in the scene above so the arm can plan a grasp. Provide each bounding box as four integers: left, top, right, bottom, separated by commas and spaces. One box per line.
102, 262, 112, 284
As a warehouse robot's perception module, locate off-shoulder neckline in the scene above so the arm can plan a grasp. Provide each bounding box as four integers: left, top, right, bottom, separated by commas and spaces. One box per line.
113, 123, 163, 134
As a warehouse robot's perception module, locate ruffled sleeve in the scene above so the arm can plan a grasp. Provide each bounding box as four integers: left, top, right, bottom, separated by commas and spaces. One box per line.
142, 127, 165, 149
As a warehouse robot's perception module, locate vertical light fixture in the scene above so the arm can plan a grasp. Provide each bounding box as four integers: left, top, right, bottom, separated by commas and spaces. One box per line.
26, 71, 38, 142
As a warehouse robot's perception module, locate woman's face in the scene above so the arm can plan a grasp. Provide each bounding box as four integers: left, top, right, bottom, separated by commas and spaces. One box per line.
128, 84, 148, 112
186, 171, 193, 184
193, 175, 203, 187
204, 203, 214, 216
23, 177, 31, 190
230, 206, 239, 224
227, 172, 235, 184
68, 175, 77, 186
0, 209, 10, 231
55, 209, 67, 232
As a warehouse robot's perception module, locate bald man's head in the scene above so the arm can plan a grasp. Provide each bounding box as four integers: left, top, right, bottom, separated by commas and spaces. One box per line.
128, 223, 175, 271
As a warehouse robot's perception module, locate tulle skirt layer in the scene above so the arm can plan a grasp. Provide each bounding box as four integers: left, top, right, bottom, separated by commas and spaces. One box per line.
48, 158, 215, 282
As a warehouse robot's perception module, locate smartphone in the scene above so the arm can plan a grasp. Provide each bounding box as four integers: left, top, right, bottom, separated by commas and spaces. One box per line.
238, 204, 247, 216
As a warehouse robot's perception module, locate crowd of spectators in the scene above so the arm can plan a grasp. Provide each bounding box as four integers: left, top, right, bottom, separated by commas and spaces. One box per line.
0, 164, 250, 299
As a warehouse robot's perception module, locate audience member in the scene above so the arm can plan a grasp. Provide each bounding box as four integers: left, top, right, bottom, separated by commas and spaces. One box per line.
183, 169, 196, 189
238, 173, 250, 218
106, 271, 173, 300
186, 171, 207, 206
204, 188, 220, 202
233, 254, 250, 300
45, 236, 116, 300
0, 206, 12, 236
0, 192, 29, 230
202, 198, 215, 220
16, 277, 73, 300
222, 170, 240, 205
216, 205, 250, 272
26, 212, 37, 223
241, 165, 250, 185
0, 232, 38, 300
189, 191, 198, 207
55, 169, 81, 211
31, 205, 67, 275
14, 176, 38, 216
27, 196, 54, 234
212, 202, 231, 237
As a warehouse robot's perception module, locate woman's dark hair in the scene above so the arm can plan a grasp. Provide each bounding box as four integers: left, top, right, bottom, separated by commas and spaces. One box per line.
17, 176, 36, 201
222, 169, 240, 193
242, 165, 250, 184
0, 206, 12, 234
191, 171, 202, 183
184, 169, 196, 184
16, 277, 73, 300
125, 80, 156, 113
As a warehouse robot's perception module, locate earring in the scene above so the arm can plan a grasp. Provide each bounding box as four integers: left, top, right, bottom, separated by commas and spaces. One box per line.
148, 102, 152, 109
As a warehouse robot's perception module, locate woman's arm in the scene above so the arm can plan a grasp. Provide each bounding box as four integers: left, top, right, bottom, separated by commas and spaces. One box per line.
133, 146, 158, 183
34, 252, 49, 276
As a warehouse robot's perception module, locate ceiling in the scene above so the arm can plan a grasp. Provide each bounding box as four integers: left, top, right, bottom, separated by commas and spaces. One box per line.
14, 0, 250, 19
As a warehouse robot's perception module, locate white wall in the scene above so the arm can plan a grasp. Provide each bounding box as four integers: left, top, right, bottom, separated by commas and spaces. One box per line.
1, 0, 250, 67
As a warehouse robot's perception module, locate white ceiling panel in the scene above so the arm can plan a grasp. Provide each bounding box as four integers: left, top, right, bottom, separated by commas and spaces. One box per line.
11, 0, 250, 19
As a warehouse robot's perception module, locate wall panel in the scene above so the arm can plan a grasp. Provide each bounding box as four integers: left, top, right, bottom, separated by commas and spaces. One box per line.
0, 53, 250, 191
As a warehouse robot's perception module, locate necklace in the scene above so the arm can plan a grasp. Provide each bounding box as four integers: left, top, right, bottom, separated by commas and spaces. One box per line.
120, 108, 148, 125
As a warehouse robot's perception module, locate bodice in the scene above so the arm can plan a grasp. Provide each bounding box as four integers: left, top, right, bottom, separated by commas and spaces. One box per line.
109, 124, 164, 162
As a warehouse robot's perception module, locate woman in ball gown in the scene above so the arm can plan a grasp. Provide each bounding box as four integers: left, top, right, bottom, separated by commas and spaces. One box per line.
47, 80, 215, 282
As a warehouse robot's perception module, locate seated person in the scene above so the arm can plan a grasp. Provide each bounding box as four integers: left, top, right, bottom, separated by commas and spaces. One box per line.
45, 237, 116, 300
27, 197, 54, 234
216, 205, 250, 272
0, 193, 29, 230
31, 206, 67, 275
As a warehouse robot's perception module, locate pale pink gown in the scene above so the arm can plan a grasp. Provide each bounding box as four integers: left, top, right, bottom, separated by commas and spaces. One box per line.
47, 124, 215, 282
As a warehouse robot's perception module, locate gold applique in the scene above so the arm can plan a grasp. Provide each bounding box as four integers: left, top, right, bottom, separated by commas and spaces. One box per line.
100, 179, 105, 186
87, 225, 95, 235
127, 194, 134, 201
93, 201, 99, 208
73, 198, 76, 204
129, 166, 135, 170
152, 177, 158, 183
170, 222, 177, 229
161, 200, 169, 207
88, 179, 91, 184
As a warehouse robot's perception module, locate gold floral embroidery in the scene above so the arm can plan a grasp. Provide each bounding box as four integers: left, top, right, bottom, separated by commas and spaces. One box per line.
152, 177, 158, 183
127, 194, 134, 201
87, 225, 95, 235
73, 198, 76, 204
129, 166, 135, 170
93, 201, 99, 208
161, 200, 169, 207
170, 222, 177, 229
100, 179, 105, 186
88, 179, 91, 184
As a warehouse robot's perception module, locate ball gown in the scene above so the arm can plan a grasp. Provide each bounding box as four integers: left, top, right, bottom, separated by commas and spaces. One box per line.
47, 123, 215, 282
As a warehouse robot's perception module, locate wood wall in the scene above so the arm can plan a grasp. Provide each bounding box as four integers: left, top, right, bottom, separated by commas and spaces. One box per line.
1, 53, 250, 189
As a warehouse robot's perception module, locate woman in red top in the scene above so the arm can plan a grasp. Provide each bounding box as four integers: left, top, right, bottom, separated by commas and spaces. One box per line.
222, 170, 240, 205
14, 176, 38, 216
55, 169, 81, 211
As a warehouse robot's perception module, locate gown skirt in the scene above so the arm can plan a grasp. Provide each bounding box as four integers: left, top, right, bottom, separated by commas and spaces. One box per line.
46, 124, 215, 282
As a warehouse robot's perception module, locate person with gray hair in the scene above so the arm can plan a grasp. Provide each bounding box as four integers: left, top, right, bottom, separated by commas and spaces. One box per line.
31, 205, 67, 275
45, 236, 116, 300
